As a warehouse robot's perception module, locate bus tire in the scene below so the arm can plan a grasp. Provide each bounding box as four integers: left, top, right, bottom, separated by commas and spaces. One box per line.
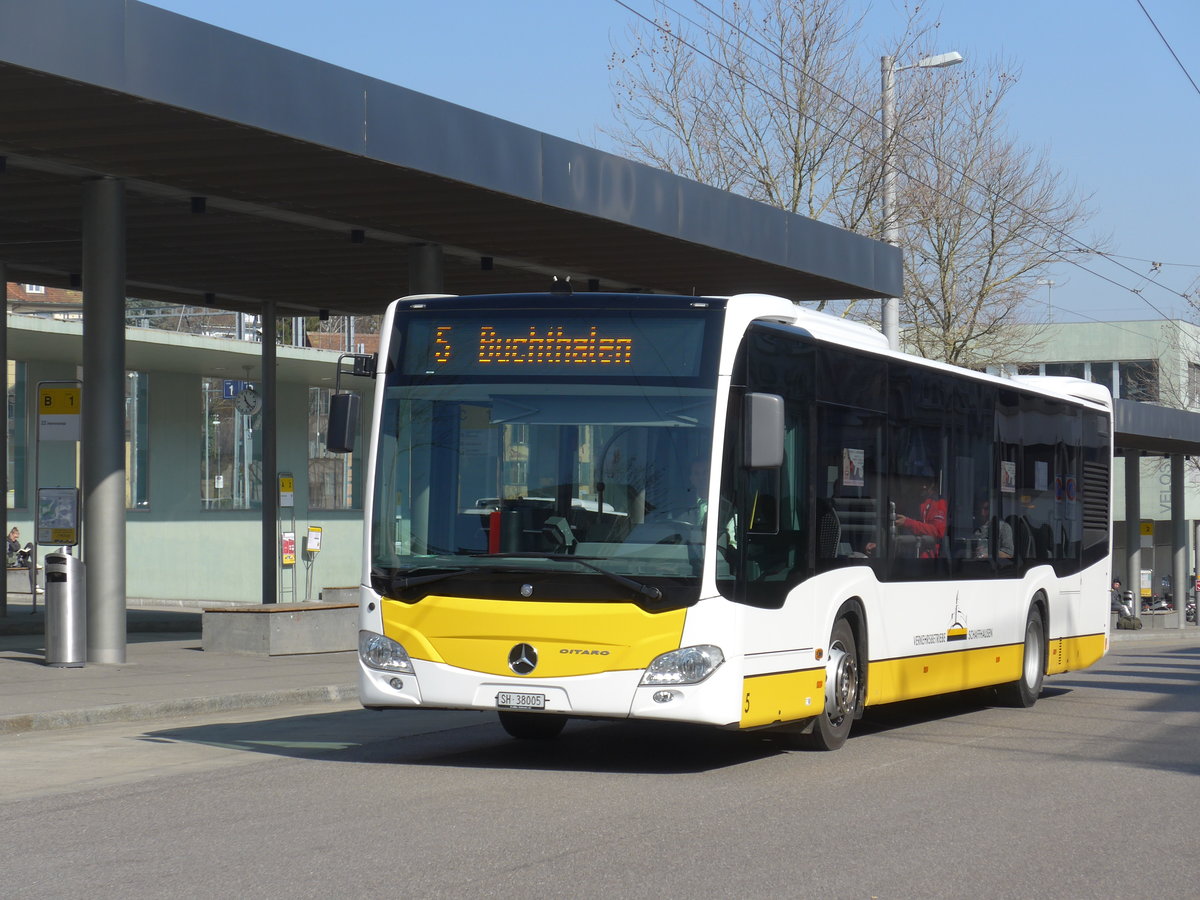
998, 606, 1045, 708
799, 618, 859, 751
497, 711, 568, 740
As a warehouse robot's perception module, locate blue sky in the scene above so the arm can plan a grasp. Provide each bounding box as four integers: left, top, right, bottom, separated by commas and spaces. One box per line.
144, 0, 1199, 327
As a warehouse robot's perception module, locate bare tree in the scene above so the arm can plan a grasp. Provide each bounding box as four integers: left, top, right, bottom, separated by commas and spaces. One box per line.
608, 1, 931, 229
606, 0, 1100, 362
894, 58, 1097, 367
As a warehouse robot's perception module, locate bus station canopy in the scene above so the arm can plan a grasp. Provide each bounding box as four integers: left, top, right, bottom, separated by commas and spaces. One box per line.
0, 0, 901, 318
1114, 399, 1200, 457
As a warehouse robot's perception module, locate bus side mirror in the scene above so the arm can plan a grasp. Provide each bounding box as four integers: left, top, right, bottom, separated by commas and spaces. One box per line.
326, 392, 360, 454
745, 392, 784, 468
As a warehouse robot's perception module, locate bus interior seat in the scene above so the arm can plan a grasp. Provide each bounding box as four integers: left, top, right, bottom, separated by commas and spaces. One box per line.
1010, 516, 1036, 559
817, 500, 840, 559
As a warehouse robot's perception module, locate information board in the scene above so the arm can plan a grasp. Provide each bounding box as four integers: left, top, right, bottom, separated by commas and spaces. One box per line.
37, 487, 79, 545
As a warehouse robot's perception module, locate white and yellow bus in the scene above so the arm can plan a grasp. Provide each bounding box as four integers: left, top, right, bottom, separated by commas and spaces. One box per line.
335, 292, 1112, 749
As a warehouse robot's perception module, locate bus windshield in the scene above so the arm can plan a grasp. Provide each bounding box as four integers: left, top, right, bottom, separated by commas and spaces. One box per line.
370, 303, 723, 606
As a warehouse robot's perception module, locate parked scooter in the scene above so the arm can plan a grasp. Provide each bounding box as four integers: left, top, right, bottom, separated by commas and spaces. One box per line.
1142, 595, 1172, 613
1142, 576, 1173, 612
1187, 597, 1197, 624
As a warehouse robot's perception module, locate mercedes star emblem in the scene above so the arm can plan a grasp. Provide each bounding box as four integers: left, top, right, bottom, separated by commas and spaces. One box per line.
508, 643, 538, 675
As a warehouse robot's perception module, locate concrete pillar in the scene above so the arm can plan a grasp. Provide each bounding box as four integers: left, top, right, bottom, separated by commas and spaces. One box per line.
1124, 451, 1141, 619
261, 301, 278, 604
82, 177, 127, 663
409, 243, 444, 294
1171, 453, 1187, 628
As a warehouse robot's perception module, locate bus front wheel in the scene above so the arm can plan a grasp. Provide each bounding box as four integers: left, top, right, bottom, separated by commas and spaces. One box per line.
799, 618, 859, 751
998, 606, 1045, 708
497, 711, 568, 740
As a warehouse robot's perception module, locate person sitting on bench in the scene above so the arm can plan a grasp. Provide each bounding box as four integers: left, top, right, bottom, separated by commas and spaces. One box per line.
7, 526, 33, 568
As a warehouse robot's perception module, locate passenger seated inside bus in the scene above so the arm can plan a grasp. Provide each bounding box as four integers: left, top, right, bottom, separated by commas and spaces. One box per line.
894, 474, 947, 558
971, 497, 1014, 561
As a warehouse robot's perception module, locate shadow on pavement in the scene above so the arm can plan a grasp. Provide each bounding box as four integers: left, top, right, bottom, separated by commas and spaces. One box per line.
138, 640, 1200, 777
0, 601, 201, 637
145, 707, 795, 775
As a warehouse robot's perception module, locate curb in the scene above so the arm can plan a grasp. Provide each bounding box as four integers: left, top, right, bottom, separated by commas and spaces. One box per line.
0, 621, 201, 637
1109, 627, 1200, 642
0, 683, 358, 736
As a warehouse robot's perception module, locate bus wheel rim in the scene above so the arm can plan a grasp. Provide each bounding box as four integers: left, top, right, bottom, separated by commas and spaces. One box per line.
1023, 624, 1042, 686
825, 641, 857, 721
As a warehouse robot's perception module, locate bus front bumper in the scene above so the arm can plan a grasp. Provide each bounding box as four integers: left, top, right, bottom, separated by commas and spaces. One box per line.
359, 656, 741, 727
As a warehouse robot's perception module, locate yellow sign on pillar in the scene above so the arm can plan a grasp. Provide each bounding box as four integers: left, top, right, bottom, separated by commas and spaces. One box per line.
279, 474, 295, 508
1140, 520, 1154, 550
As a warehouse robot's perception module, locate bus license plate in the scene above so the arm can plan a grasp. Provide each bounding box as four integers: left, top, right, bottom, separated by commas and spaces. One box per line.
496, 691, 546, 710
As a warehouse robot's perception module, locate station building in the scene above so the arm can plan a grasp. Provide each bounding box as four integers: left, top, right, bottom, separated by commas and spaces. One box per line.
6, 285, 366, 602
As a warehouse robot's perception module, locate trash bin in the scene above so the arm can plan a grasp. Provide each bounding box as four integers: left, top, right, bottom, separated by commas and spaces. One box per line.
45, 551, 86, 667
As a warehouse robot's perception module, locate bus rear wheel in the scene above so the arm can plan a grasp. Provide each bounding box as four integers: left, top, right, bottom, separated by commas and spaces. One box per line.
497, 711, 568, 740
998, 607, 1045, 708
799, 618, 859, 751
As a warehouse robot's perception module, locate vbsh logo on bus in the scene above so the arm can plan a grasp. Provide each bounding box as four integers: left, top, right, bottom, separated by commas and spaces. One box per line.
913, 596, 994, 646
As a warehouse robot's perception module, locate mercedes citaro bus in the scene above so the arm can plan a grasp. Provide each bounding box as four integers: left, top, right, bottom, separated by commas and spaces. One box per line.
327, 292, 1111, 748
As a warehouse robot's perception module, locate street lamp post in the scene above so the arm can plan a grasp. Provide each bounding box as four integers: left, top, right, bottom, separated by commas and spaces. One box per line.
1037, 278, 1055, 322
881, 50, 964, 350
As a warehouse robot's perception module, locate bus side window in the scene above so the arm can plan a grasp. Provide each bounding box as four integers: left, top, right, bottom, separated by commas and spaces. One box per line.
814, 405, 884, 568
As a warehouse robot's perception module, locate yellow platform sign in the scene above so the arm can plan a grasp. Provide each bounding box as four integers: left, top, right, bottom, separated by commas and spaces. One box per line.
38, 387, 81, 441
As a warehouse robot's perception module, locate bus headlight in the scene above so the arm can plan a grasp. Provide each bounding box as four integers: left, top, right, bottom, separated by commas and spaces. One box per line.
359, 630, 414, 673
641, 645, 724, 685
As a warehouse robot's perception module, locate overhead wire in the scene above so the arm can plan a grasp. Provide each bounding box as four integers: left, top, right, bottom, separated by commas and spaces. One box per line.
1135, 0, 1200, 100
609, 0, 1195, 324
1099, 252, 1200, 270
675, 0, 1195, 317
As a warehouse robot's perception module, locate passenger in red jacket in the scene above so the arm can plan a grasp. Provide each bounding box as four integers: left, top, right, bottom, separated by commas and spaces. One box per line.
895, 478, 947, 558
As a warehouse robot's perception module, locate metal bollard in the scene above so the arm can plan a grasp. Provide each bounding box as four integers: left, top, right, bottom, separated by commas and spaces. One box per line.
44, 552, 86, 667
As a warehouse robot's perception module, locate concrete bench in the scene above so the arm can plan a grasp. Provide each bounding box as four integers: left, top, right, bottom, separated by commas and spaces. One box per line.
6, 566, 40, 593
4, 567, 43, 617
202, 602, 357, 656
318, 586, 359, 604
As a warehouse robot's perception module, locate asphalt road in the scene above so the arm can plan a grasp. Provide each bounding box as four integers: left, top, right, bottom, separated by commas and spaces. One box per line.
2, 639, 1198, 899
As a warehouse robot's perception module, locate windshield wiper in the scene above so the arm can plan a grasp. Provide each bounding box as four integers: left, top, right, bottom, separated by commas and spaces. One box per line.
380, 561, 565, 592
383, 567, 469, 590
470, 552, 662, 601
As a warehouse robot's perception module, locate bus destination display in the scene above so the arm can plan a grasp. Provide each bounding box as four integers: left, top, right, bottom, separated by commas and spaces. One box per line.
402, 316, 706, 377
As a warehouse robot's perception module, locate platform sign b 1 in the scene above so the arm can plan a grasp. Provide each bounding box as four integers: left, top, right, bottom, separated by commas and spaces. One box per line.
279, 474, 295, 508
39, 387, 81, 441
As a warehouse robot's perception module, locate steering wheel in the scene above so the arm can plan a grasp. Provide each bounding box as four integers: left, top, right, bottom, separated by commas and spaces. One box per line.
647, 503, 698, 527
